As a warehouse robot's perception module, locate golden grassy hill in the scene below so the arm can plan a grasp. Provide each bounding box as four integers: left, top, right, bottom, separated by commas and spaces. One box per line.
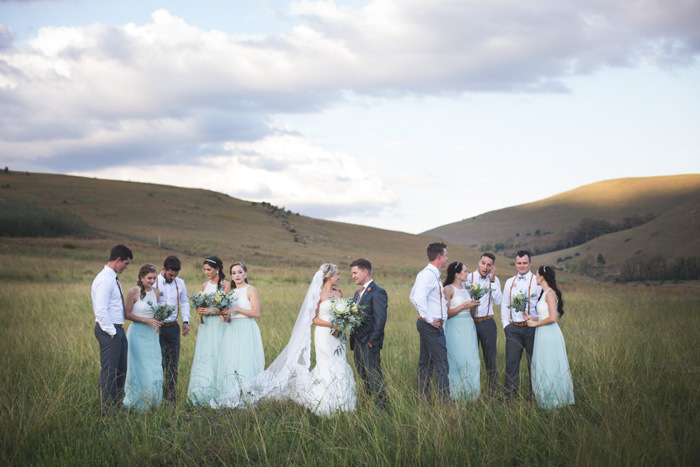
424, 175, 700, 249
0, 171, 479, 281
423, 175, 700, 271
535, 195, 700, 266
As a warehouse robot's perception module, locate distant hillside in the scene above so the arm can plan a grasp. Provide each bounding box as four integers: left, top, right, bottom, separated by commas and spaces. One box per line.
0, 171, 478, 276
423, 175, 700, 280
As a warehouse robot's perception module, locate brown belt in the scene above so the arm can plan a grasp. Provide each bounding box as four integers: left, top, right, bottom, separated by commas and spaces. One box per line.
113, 324, 123, 328
510, 321, 528, 327
163, 321, 178, 327
473, 315, 493, 323
418, 316, 444, 324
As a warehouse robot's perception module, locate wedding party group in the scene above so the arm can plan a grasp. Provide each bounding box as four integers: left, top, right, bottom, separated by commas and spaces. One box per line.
411, 242, 574, 410
91, 241, 573, 417
91, 245, 387, 417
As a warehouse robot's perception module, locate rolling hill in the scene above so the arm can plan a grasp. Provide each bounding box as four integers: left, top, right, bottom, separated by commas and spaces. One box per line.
423, 175, 700, 279
0, 170, 479, 278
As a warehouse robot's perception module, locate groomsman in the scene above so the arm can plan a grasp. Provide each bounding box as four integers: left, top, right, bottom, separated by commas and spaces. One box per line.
92, 244, 132, 413
410, 242, 450, 402
349, 258, 388, 410
464, 252, 503, 396
156, 256, 190, 405
502, 250, 542, 400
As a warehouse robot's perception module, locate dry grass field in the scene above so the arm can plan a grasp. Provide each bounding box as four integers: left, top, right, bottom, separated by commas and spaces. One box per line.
1, 171, 698, 464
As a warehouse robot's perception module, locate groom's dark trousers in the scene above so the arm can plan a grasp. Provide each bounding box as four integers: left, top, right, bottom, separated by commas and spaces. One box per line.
351, 283, 388, 410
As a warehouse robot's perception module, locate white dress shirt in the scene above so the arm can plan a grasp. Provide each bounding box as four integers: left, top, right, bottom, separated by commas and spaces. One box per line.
91, 265, 125, 336
501, 270, 542, 329
357, 279, 374, 302
463, 270, 503, 319
156, 274, 191, 324
410, 264, 447, 324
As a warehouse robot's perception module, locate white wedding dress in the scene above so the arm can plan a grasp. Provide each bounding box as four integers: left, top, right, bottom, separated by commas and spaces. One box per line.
304, 299, 356, 416
212, 268, 356, 417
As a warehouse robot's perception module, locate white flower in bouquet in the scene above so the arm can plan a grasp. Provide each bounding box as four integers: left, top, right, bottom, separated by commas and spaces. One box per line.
466, 283, 493, 301
210, 288, 237, 314
329, 297, 366, 355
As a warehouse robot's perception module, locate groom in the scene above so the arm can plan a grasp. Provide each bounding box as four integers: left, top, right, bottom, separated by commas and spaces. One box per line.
350, 258, 388, 410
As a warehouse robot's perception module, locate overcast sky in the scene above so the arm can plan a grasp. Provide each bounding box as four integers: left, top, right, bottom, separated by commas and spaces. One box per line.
1, 0, 698, 233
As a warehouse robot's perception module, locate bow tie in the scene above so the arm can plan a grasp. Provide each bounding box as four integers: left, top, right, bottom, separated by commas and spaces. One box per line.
518, 276, 526, 280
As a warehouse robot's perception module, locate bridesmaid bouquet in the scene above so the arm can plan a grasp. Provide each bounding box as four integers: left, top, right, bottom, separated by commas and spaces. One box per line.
209, 289, 237, 314
329, 298, 366, 355
507, 292, 538, 313
465, 283, 493, 300
146, 301, 176, 333
189, 291, 211, 309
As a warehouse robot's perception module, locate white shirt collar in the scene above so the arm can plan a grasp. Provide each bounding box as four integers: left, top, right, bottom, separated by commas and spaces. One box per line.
517, 271, 532, 280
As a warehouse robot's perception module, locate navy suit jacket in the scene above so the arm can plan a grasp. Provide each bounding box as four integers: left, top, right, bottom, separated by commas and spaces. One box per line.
351, 281, 388, 350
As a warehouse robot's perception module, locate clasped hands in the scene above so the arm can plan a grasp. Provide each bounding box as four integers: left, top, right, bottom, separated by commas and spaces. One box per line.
523, 312, 537, 327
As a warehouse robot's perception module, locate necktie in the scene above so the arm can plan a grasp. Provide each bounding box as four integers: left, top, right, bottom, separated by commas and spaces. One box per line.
116, 277, 125, 314
358, 286, 366, 301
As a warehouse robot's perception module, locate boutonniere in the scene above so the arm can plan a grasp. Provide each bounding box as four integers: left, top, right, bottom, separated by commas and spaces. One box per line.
366, 287, 372, 292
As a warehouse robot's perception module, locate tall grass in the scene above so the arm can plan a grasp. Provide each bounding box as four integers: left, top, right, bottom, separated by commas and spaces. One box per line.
1, 273, 698, 464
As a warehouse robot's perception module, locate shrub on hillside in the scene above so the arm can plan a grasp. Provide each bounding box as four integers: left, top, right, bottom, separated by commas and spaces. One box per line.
0, 202, 91, 237
617, 255, 700, 282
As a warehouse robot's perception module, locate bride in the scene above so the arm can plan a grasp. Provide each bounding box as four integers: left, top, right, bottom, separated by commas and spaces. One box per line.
212, 263, 356, 416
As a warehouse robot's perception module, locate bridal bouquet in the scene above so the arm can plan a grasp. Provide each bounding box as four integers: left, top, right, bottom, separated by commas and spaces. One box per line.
329, 298, 366, 355
507, 293, 538, 313
146, 301, 176, 333
465, 283, 493, 301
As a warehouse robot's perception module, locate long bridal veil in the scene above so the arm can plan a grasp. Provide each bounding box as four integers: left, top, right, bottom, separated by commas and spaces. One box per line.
211, 268, 324, 408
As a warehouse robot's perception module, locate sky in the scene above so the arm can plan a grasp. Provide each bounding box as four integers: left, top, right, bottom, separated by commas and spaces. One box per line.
1, 0, 698, 234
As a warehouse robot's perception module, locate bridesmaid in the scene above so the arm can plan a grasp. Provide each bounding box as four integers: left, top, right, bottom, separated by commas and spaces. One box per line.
443, 261, 481, 401
526, 266, 575, 409
187, 256, 228, 405
216, 262, 265, 399
123, 263, 164, 411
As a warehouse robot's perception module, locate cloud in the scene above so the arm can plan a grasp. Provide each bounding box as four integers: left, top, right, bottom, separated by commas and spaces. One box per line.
1, 0, 697, 190
70, 133, 399, 218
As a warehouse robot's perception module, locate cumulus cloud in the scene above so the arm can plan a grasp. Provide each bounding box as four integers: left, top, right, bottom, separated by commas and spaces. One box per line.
1, 0, 698, 215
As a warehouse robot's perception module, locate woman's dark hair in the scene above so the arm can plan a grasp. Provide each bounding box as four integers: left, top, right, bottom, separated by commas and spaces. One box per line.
229, 262, 249, 289
538, 265, 564, 316
137, 263, 157, 299
443, 261, 465, 287
204, 256, 225, 290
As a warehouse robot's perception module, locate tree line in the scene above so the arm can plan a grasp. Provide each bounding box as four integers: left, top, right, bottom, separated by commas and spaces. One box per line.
481, 214, 657, 257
